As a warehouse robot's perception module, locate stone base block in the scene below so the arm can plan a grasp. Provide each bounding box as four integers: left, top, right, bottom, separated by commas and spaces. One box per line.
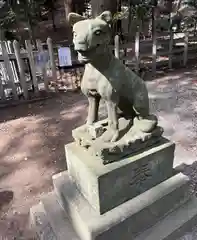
30, 193, 197, 240
65, 138, 175, 214
29, 192, 79, 240
53, 171, 191, 240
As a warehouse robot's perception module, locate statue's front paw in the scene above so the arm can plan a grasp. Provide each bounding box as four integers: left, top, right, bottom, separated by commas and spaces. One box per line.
100, 129, 120, 142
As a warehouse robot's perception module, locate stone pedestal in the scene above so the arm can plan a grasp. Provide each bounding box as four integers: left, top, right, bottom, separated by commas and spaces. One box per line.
66, 138, 174, 214
30, 137, 197, 240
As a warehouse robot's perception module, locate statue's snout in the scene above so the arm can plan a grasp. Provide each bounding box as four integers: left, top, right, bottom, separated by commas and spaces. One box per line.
73, 38, 89, 52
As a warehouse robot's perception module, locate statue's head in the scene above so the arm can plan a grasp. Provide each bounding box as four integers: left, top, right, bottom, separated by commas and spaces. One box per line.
68, 11, 112, 63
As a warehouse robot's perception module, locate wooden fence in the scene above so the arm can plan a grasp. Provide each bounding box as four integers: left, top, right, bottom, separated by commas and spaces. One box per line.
0, 37, 58, 104
114, 31, 197, 76
1, 30, 197, 106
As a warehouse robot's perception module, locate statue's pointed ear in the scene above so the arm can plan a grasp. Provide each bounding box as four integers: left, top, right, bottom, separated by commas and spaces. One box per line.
67, 12, 86, 26
97, 11, 112, 24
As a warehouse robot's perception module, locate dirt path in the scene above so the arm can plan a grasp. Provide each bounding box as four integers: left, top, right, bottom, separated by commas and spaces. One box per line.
0, 92, 87, 239
1, 67, 197, 239
147, 67, 197, 167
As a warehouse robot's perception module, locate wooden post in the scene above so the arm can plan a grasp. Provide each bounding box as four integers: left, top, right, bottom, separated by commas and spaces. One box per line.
25, 40, 39, 95
6, 41, 19, 83
183, 32, 189, 67
47, 37, 58, 92
0, 64, 5, 101
152, 6, 157, 77
114, 35, 120, 59
1, 41, 18, 100
0, 60, 5, 100
169, 13, 173, 69
135, 25, 140, 74
36, 39, 49, 92
0, 43, 5, 100
7, 41, 13, 53
13, 40, 29, 99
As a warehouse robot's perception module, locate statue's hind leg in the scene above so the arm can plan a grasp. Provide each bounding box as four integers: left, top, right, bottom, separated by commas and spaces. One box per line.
133, 105, 158, 133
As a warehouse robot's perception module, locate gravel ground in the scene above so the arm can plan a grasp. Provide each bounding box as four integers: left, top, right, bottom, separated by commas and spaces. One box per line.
0, 67, 197, 239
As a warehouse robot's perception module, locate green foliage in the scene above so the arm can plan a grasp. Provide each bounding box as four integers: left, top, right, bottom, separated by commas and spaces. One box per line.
113, 0, 152, 23
0, 0, 49, 30
0, 3, 16, 29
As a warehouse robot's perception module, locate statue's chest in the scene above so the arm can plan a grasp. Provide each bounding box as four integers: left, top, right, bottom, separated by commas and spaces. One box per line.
82, 65, 106, 90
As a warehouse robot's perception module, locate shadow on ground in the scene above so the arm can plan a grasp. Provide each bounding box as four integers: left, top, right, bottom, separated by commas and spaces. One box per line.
147, 68, 197, 167
0, 92, 87, 239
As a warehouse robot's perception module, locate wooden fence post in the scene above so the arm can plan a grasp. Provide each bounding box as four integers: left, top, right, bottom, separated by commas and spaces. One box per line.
47, 37, 58, 92
36, 39, 49, 92
135, 25, 140, 74
114, 35, 120, 59
0, 71, 5, 101
0, 44, 5, 100
1, 41, 18, 100
6, 41, 19, 84
183, 32, 189, 67
152, 7, 157, 77
13, 40, 29, 99
168, 31, 174, 69
25, 40, 39, 95
168, 13, 173, 69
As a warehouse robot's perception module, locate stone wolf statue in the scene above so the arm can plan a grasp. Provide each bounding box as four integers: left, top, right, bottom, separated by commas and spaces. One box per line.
68, 11, 157, 142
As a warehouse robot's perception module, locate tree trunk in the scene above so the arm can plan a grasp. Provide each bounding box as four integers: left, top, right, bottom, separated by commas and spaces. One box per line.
64, 0, 74, 19
91, 0, 117, 17
74, 0, 85, 15
64, 0, 85, 18
51, 9, 56, 31
194, 20, 197, 36
127, 0, 132, 36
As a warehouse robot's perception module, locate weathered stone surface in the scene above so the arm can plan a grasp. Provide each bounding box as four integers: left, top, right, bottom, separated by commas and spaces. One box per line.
30, 192, 79, 240
65, 138, 175, 214
29, 201, 57, 240
30, 190, 197, 240
68, 11, 158, 143
72, 118, 163, 164
135, 196, 197, 240
53, 171, 191, 240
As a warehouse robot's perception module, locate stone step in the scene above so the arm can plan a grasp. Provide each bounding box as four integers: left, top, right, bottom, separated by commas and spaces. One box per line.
29, 200, 57, 239
30, 192, 80, 240
30, 193, 197, 240
53, 171, 191, 240
135, 196, 197, 240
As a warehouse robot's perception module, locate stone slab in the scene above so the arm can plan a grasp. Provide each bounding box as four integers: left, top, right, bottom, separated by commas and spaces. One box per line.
134, 196, 197, 240
30, 193, 197, 240
53, 171, 191, 240
30, 192, 79, 240
72, 118, 163, 164
29, 201, 57, 240
65, 138, 175, 214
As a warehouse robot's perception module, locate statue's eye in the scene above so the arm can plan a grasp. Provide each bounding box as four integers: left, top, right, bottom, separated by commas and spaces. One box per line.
94, 30, 102, 36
